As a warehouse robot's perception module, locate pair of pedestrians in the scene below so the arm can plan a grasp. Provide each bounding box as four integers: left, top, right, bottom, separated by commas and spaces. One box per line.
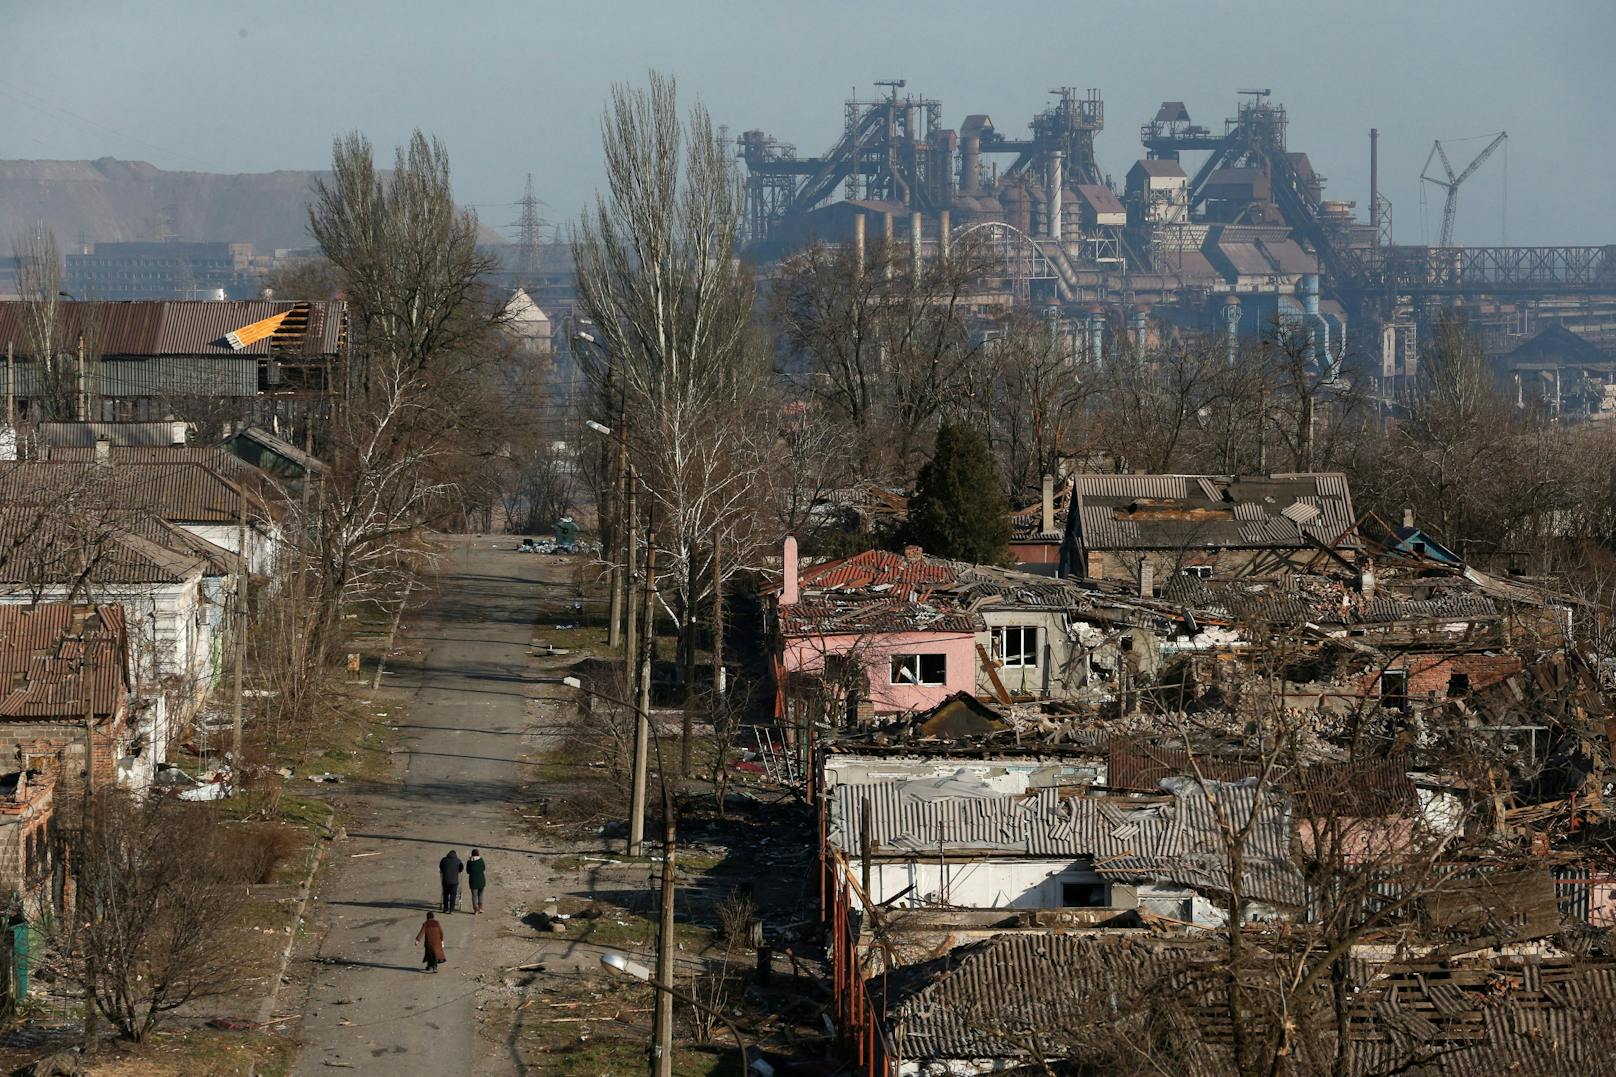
415, 849, 489, 973
436, 848, 488, 913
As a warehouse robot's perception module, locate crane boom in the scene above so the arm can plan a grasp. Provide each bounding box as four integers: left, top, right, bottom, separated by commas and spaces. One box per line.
1420, 131, 1508, 246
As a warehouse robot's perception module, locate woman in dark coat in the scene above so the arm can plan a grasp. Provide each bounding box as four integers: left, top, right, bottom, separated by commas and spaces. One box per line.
415, 911, 446, 972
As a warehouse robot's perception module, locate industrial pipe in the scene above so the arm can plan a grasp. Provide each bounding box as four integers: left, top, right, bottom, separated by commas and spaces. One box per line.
1088, 306, 1105, 365
938, 210, 950, 263
853, 213, 866, 276
912, 212, 923, 277
1301, 273, 1332, 373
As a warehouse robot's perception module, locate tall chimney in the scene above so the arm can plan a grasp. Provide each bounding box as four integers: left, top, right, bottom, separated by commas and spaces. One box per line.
853, 212, 866, 275
1369, 128, 1380, 241
1048, 150, 1064, 242
1401, 507, 1415, 530
911, 212, 923, 277
781, 535, 799, 606
1041, 473, 1055, 536
938, 210, 950, 263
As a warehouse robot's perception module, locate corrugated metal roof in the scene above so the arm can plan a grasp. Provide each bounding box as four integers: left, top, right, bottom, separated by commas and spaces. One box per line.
831, 775, 1300, 906
0, 300, 345, 358
875, 935, 1616, 1072
0, 603, 128, 719
1072, 472, 1356, 552
0, 461, 272, 525
0, 507, 205, 586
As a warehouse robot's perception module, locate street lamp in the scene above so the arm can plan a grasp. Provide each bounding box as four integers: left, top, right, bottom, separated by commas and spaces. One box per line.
599, 952, 764, 1075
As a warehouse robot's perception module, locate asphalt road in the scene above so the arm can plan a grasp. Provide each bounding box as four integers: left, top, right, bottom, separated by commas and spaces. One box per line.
292, 537, 548, 1076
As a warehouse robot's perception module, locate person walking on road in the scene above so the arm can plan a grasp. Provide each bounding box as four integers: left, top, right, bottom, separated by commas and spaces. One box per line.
415, 911, 446, 973
467, 849, 487, 914
438, 849, 464, 912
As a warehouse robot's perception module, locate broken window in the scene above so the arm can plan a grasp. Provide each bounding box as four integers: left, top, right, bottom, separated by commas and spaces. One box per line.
1182, 565, 1213, 579
990, 626, 1038, 668
1447, 672, 1471, 697
890, 653, 947, 686
1380, 669, 1409, 712
1061, 881, 1107, 907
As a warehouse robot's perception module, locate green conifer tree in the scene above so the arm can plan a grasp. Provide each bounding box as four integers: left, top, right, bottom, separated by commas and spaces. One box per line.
903, 421, 1009, 564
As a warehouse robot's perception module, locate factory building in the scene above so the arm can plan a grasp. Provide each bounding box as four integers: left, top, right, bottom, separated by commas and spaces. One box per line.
741, 85, 1616, 388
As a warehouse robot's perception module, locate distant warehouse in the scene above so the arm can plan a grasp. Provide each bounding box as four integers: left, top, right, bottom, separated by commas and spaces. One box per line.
0, 299, 346, 428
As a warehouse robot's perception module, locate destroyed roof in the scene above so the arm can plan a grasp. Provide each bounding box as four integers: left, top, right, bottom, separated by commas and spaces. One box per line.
909, 692, 1011, 739
831, 775, 1301, 906
0, 603, 129, 719
0, 299, 345, 358
1009, 484, 1070, 540
875, 932, 1616, 1073
777, 594, 981, 637
1161, 573, 1498, 627
875, 933, 1226, 1064
1106, 740, 1261, 792
1071, 472, 1357, 552
795, 547, 956, 593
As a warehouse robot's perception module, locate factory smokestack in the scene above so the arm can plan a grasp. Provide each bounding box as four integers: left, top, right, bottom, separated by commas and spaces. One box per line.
1048, 150, 1064, 242
853, 212, 866, 275
1369, 128, 1380, 242
938, 210, 950, 262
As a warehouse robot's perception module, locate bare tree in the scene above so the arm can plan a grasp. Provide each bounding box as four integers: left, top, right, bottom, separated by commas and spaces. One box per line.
11, 228, 81, 421
309, 130, 503, 381
773, 234, 995, 475
52, 793, 249, 1043
574, 71, 767, 764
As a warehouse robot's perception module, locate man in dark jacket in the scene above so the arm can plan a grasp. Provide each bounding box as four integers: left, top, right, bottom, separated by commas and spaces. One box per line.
466, 849, 487, 914
438, 849, 464, 912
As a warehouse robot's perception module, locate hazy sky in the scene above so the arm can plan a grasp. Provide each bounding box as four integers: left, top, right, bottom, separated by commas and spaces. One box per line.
6, 0, 1613, 247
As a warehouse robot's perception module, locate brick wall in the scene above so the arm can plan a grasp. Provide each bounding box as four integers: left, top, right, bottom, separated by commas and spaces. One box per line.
0, 717, 126, 791
1353, 652, 1524, 704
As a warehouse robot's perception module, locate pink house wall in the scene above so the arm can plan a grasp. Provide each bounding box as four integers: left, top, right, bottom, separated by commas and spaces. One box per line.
782, 629, 978, 714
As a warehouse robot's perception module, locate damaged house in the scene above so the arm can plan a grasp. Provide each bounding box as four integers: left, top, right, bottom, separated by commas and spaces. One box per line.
1062, 472, 1358, 587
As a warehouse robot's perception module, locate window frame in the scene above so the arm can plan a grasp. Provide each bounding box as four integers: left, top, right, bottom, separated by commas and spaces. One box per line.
990, 625, 1039, 669
890, 652, 948, 686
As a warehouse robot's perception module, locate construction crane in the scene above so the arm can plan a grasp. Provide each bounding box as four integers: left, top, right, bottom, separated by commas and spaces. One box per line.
1421, 132, 1507, 246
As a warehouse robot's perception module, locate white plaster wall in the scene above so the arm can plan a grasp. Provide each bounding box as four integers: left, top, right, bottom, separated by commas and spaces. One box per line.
861, 859, 1104, 910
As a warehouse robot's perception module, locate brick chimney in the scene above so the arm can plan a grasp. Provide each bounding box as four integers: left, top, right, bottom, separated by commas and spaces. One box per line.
903, 544, 924, 561
1402, 506, 1415, 530
1138, 560, 1154, 599
94, 436, 111, 465
781, 535, 799, 606
1041, 473, 1055, 535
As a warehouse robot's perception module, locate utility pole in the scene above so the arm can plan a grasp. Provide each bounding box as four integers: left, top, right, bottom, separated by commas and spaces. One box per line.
5, 343, 13, 428
76, 335, 86, 421
232, 483, 248, 764
711, 537, 724, 703
78, 635, 97, 1056
628, 511, 655, 857
623, 462, 639, 660
652, 784, 676, 1077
